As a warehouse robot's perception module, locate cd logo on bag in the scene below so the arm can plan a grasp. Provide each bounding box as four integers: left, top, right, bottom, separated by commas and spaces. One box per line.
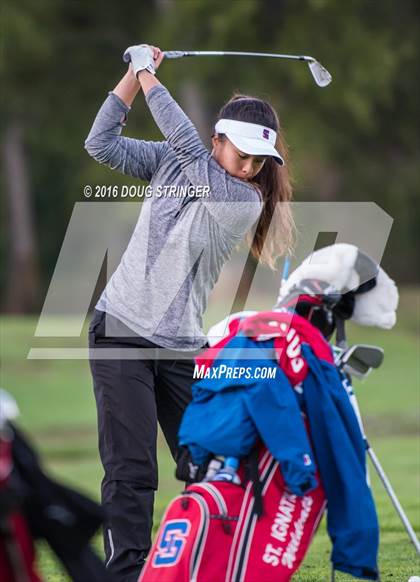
153, 520, 191, 567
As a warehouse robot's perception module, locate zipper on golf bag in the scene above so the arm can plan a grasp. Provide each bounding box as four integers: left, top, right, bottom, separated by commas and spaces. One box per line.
182, 492, 210, 580
226, 453, 278, 582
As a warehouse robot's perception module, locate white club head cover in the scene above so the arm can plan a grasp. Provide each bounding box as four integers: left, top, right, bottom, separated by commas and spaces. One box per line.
123, 44, 155, 76
352, 266, 398, 329
278, 243, 399, 329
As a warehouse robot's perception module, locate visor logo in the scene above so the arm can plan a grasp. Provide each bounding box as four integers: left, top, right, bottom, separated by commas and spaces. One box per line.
262, 129, 270, 140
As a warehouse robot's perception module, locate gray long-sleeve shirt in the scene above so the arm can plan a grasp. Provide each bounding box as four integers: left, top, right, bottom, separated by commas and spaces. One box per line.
85, 84, 263, 350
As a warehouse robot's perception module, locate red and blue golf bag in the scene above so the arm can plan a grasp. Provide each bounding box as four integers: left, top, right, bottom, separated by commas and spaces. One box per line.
140, 309, 379, 581
139, 443, 325, 582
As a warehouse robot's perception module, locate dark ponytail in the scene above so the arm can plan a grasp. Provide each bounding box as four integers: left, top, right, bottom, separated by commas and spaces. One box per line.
217, 94, 295, 269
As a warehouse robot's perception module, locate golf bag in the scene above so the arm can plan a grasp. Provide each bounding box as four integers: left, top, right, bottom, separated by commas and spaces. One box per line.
139, 444, 325, 582
0, 430, 42, 582
170, 309, 379, 580
0, 419, 116, 582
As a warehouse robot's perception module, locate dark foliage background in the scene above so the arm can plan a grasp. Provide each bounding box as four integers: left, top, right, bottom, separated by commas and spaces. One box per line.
1, 0, 419, 312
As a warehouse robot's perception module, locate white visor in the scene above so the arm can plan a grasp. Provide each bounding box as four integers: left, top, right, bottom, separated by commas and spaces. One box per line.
215, 118, 284, 165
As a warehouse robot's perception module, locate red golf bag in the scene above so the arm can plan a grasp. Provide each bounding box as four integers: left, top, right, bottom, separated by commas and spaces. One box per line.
0, 418, 117, 582
139, 445, 325, 582
0, 429, 42, 582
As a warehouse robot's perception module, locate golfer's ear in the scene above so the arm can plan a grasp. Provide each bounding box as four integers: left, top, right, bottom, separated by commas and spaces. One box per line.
211, 134, 219, 148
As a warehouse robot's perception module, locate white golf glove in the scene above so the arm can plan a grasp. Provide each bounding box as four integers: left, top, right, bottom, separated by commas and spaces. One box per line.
123, 44, 155, 76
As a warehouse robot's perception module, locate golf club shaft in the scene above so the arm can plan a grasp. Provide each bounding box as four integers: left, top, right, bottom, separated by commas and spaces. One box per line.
280, 256, 291, 292
165, 50, 315, 62
163, 50, 332, 88
367, 446, 420, 554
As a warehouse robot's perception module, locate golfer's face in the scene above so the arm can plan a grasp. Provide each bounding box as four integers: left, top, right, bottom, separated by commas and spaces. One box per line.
212, 136, 267, 181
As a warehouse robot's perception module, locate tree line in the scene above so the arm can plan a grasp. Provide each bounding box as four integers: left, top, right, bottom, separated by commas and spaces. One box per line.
1, 0, 419, 312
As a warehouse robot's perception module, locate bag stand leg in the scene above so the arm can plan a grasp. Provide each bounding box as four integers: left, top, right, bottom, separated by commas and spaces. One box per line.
345, 387, 420, 554
367, 444, 420, 554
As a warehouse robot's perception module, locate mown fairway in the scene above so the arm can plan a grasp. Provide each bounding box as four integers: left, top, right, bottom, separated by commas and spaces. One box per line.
1, 289, 419, 580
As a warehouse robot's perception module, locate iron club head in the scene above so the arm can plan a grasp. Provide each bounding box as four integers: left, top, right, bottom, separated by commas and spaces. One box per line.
307, 59, 332, 87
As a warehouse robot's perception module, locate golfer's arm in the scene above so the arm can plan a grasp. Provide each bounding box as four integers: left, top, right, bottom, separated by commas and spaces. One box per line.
137, 70, 161, 96
84, 72, 167, 179
112, 67, 161, 107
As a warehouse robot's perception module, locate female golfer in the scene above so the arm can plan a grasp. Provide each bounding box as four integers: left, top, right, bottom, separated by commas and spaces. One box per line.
85, 44, 293, 582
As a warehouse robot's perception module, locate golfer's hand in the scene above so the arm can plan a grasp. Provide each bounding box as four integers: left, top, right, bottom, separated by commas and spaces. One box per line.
149, 45, 164, 71
123, 44, 164, 78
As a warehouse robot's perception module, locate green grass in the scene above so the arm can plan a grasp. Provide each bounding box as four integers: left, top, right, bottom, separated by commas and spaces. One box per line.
0, 289, 419, 580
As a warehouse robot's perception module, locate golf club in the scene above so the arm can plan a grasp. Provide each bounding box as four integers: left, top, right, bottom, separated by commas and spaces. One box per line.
164, 51, 332, 87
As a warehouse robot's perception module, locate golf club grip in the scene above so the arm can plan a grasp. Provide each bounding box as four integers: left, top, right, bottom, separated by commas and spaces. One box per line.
164, 51, 227, 59
164, 51, 187, 59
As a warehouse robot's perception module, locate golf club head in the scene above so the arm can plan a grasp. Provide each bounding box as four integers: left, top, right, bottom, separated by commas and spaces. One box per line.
307, 60, 332, 87
340, 344, 384, 380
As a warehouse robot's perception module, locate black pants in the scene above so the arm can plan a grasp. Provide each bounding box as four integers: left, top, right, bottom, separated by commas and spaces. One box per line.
89, 310, 202, 582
